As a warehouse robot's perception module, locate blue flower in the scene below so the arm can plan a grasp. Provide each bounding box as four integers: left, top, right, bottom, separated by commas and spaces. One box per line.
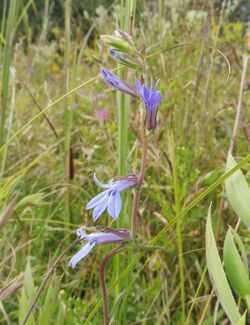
69, 227, 131, 268
135, 79, 162, 131
86, 174, 138, 222
101, 67, 137, 96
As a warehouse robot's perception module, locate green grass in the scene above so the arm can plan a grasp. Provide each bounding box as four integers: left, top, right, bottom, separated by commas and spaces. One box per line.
0, 1, 250, 324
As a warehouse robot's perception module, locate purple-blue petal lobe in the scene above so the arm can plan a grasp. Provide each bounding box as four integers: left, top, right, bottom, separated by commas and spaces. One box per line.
92, 193, 111, 221
86, 190, 110, 209
93, 173, 110, 189
107, 191, 122, 220
69, 241, 96, 268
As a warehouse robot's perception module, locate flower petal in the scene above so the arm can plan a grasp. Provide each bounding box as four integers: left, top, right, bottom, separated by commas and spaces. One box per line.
107, 191, 122, 220
111, 179, 136, 191
69, 241, 96, 268
135, 79, 142, 95
92, 193, 111, 221
86, 190, 110, 209
93, 173, 110, 189
153, 79, 160, 91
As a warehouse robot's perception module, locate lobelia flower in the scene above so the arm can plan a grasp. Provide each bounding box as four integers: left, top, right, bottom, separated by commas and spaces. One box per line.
69, 227, 131, 268
101, 67, 137, 96
135, 78, 162, 131
86, 173, 138, 222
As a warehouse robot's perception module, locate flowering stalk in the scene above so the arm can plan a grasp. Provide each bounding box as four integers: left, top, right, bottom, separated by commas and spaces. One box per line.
131, 103, 148, 240
99, 245, 123, 325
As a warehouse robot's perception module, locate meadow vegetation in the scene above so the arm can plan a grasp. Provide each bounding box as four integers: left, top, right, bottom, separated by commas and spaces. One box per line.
0, 1, 250, 324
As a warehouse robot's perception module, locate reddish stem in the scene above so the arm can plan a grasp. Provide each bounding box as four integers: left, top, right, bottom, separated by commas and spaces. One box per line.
131, 116, 148, 240
99, 246, 123, 325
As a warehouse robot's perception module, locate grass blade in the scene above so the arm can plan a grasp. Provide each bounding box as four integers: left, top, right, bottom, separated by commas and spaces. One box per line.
206, 204, 241, 324
225, 152, 250, 227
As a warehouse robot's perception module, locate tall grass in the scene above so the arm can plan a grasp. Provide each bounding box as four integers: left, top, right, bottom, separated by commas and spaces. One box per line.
0, 0, 18, 175
115, 0, 136, 301
64, 0, 73, 227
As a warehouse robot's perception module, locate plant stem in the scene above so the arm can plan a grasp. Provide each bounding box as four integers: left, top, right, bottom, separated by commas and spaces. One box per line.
131, 106, 147, 240
0, 0, 17, 175
170, 127, 185, 321
64, 0, 73, 229
99, 246, 123, 325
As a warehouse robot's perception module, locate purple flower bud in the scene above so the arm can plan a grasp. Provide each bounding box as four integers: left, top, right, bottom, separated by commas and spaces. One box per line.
69, 227, 131, 268
135, 78, 162, 131
86, 173, 138, 222
101, 67, 137, 96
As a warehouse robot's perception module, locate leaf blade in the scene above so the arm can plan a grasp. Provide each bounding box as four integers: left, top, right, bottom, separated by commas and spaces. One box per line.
225, 153, 250, 227
206, 205, 241, 324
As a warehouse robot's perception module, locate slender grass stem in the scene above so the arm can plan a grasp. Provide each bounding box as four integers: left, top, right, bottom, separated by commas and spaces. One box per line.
0, 0, 17, 174
185, 266, 208, 324
64, 0, 73, 227
170, 128, 185, 321
115, 0, 135, 298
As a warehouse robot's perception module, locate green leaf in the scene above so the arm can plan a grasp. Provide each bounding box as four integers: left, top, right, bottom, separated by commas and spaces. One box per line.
225, 153, 250, 227
233, 231, 249, 275
206, 205, 241, 324
24, 258, 36, 299
224, 228, 250, 298
38, 277, 59, 325
236, 312, 246, 325
110, 289, 126, 325
18, 287, 35, 325
56, 300, 65, 325
15, 193, 45, 209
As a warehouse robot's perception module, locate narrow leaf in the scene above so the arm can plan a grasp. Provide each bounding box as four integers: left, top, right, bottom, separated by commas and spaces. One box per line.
0, 193, 18, 232
206, 205, 241, 324
18, 288, 35, 325
224, 228, 250, 298
236, 312, 246, 325
38, 278, 58, 325
225, 153, 250, 227
24, 258, 36, 299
